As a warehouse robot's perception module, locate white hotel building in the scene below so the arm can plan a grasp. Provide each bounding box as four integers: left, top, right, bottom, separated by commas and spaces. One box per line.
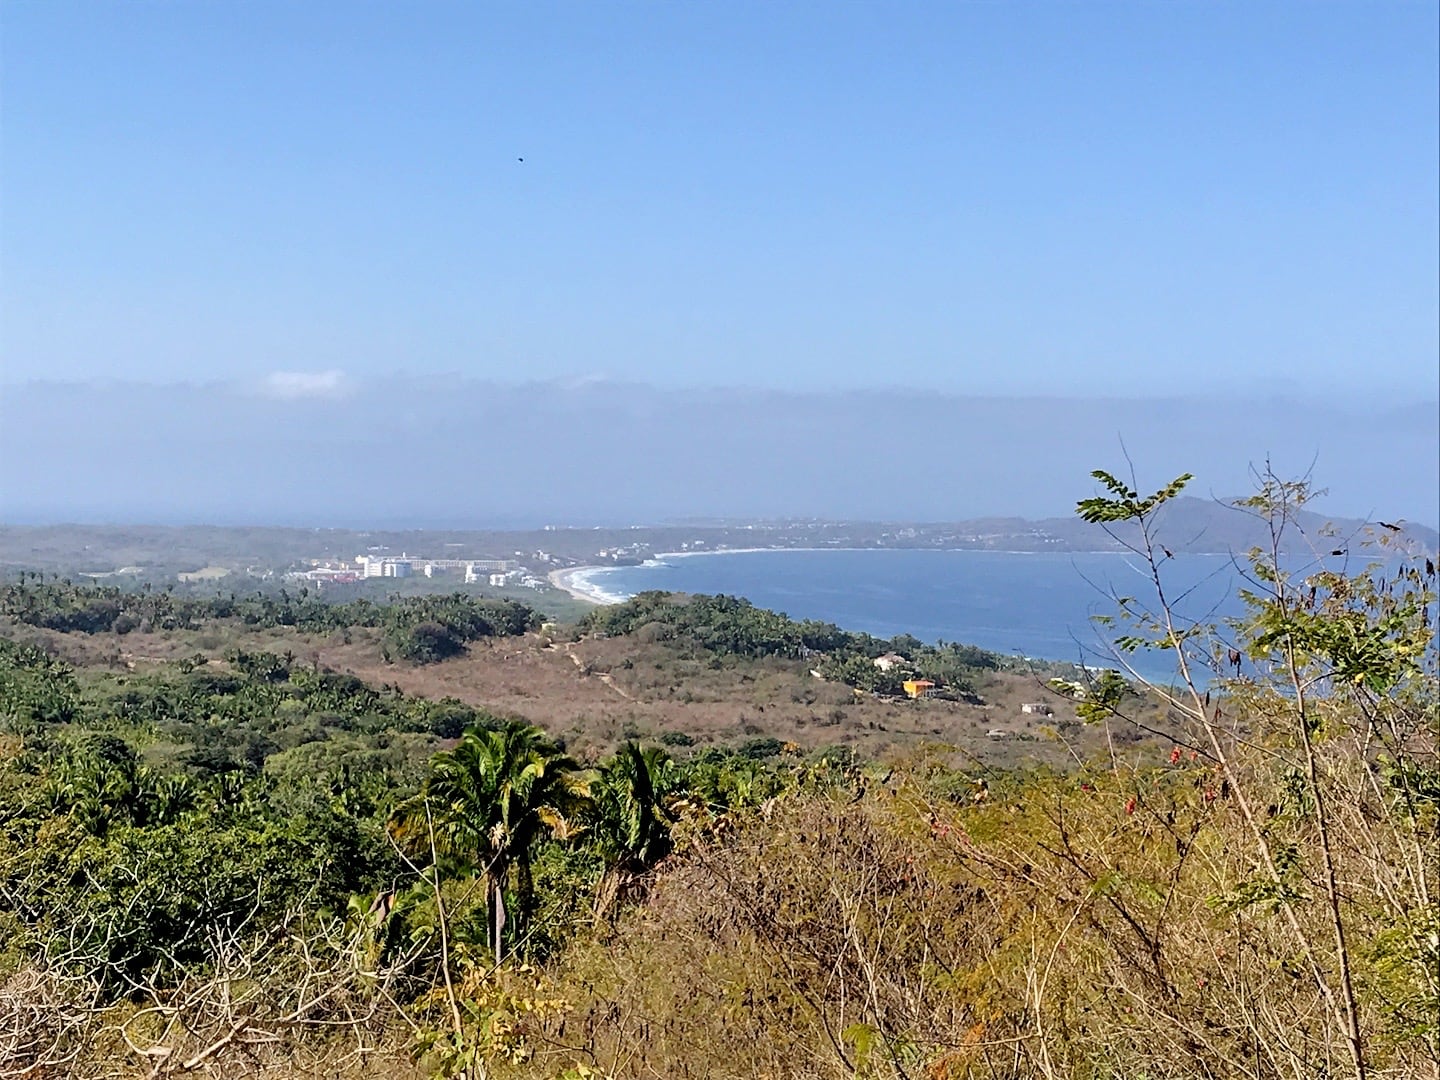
354, 555, 517, 581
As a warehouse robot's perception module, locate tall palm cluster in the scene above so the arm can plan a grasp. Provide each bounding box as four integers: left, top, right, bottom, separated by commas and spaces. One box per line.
589, 742, 679, 919
390, 721, 681, 963
0, 577, 542, 648
41, 736, 223, 834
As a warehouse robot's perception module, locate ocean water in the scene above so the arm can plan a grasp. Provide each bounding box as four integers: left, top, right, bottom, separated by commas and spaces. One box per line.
575, 549, 1290, 684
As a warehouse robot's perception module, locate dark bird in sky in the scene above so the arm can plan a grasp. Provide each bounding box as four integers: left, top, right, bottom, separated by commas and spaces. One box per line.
1378, 521, 1402, 532
1330, 549, 1345, 557
517, 157, 524, 162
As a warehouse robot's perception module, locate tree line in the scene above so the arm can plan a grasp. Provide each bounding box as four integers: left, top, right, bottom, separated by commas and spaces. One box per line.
0, 632, 840, 1007
579, 589, 1004, 696
0, 577, 541, 662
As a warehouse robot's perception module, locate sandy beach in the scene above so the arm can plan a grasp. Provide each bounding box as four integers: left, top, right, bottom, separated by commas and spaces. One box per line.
549, 545, 1110, 611
552, 548, 866, 605
654, 546, 844, 559
548, 566, 626, 605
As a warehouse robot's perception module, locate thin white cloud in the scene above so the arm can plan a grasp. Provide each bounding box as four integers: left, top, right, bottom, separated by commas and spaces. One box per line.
551, 373, 614, 391
259, 370, 350, 400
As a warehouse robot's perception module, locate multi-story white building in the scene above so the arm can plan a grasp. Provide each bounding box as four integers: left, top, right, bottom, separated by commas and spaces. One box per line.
358, 554, 519, 581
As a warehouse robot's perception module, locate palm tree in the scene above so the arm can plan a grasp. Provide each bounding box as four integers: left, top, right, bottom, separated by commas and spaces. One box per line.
392, 721, 587, 963
589, 741, 678, 920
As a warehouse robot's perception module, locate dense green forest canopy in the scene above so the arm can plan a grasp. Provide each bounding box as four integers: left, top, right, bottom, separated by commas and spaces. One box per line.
580, 589, 1004, 694
0, 577, 541, 662
0, 579, 1012, 1034
4, 576, 1022, 694
0, 617, 838, 1012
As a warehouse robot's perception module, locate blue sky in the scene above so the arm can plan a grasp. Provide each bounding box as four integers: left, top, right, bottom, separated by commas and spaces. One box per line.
3, 1, 1437, 395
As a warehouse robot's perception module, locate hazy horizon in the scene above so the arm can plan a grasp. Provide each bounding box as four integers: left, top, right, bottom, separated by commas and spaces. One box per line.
2, 377, 1435, 530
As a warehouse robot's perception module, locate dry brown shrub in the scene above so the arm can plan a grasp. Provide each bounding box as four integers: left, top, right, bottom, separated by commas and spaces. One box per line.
499, 747, 1436, 1080
0, 925, 427, 1080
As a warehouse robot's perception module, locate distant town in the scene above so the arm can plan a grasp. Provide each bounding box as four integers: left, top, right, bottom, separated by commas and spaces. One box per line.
0, 499, 1432, 597
289, 554, 534, 588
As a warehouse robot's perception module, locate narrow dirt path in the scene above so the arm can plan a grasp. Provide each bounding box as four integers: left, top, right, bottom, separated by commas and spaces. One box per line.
564, 645, 632, 700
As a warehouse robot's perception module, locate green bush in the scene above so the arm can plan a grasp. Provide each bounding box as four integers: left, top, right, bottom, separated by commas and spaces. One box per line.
391, 620, 464, 664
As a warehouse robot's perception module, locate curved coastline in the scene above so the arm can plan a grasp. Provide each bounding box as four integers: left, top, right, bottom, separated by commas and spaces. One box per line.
547, 549, 811, 605
655, 546, 848, 559
548, 548, 1251, 684
654, 545, 1140, 559
548, 566, 629, 605
554, 546, 1142, 608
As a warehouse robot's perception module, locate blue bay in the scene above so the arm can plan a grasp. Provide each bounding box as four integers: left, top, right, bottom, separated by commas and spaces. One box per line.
578, 549, 1279, 684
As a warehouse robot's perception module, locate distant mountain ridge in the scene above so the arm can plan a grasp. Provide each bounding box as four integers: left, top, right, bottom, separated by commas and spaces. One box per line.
0, 497, 1432, 578
1046, 495, 1438, 556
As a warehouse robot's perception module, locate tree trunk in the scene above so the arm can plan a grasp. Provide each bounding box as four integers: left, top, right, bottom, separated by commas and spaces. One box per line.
489, 873, 507, 966
516, 849, 535, 950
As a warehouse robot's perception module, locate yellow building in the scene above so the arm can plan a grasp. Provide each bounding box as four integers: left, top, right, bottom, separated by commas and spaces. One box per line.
903, 679, 936, 699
